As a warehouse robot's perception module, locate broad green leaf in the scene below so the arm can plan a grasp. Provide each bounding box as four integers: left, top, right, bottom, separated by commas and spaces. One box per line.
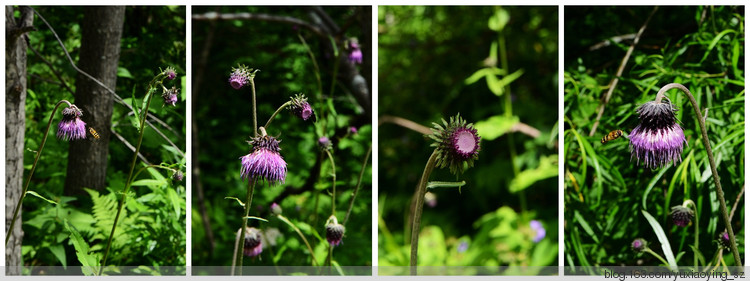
487, 69, 524, 97
131, 179, 165, 187
488, 8, 510, 31
48, 244, 67, 268
64, 220, 99, 275
474, 115, 519, 141
26, 190, 57, 205
641, 210, 677, 268
509, 155, 558, 192
117, 67, 134, 79
167, 187, 181, 220
464, 67, 505, 85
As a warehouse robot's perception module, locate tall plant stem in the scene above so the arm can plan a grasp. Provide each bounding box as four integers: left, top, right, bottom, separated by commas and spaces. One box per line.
100, 79, 161, 275
277, 214, 319, 266
325, 150, 337, 215
344, 145, 371, 225
233, 180, 256, 275
264, 101, 292, 129
410, 150, 439, 275
499, 33, 526, 216
6, 100, 71, 245
644, 248, 670, 266
655, 83, 742, 266
250, 78, 258, 137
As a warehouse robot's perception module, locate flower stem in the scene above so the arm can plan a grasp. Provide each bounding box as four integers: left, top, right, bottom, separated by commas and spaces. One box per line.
655, 83, 742, 266
233, 180, 256, 275
100, 81, 160, 275
250, 78, 258, 137
277, 214, 319, 266
410, 150, 439, 275
324, 150, 337, 216
644, 248, 670, 266
344, 145, 371, 225
6, 100, 71, 246
264, 101, 292, 129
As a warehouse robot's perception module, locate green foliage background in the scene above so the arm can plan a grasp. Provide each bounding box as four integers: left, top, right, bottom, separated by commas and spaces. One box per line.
18, 6, 187, 273
564, 6, 744, 269
190, 6, 372, 271
378, 6, 559, 273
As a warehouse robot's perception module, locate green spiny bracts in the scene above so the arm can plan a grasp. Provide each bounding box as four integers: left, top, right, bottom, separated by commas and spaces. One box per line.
428, 113, 481, 175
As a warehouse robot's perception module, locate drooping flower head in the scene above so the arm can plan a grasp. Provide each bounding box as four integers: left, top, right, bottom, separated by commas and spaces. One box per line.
162, 86, 179, 106
240, 135, 287, 185
718, 231, 732, 249
530, 220, 546, 243
57, 105, 87, 141
670, 204, 694, 227
347, 39, 363, 65
629, 98, 687, 169
428, 113, 481, 175
172, 170, 184, 182
164, 66, 177, 80
228, 65, 258, 90
318, 136, 332, 151
288, 94, 316, 122
243, 227, 263, 257
325, 215, 345, 247
632, 238, 647, 252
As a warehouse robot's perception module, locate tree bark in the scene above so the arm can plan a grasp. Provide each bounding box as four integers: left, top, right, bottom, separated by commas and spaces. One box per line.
5, 6, 34, 275
64, 7, 125, 196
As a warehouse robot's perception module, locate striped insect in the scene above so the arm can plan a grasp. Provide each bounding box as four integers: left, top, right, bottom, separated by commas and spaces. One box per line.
601, 129, 623, 144
89, 127, 100, 140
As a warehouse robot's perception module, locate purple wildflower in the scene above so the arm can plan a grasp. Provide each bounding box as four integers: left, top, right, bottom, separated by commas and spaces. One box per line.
632, 238, 647, 252
240, 135, 287, 185
243, 227, 263, 257
57, 105, 87, 141
165, 66, 176, 80
318, 136, 332, 151
288, 94, 316, 122
270, 202, 282, 215
629, 100, 687, 169
229, 65, 257, 90
162, 86, 179, 106
348, 40, 363, 64
173, 170, 184, 182
670, 205, 694, 227
428, 114, 481, 174
349, 126, 358, 135
326, 221, 345, 247
457, 241, 469, 253
530, 220, 546, 243
718, 232, 732, 249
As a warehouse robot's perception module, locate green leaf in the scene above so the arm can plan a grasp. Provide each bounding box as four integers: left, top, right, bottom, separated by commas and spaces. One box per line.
243, 216, 269, 223
474, 115, 519, 141
509, 155, 558, 192
641, 210, 678, 268
26, 190, 57, 205
487, 68, 524, 97
130, 87, 141, 132
488, 8, 510, 32
48, 244, 67, 268
464, 67, 505, 85
64, 220, 99, 275
427, 181, 466, 190
117, 67, 134, 79
167, 187, 181, 220
131, 179, 165, 187
224, 197, 245, 208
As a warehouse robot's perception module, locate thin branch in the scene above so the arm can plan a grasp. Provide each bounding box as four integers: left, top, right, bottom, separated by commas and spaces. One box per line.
378, 115, 432, 135
192, 12, 326, 38
25, 35, 75, 95
110, 128, 150, 165
510, 122, 542, 138
728, 184, 744, 222
588, 6, 658, 137
588, 33, 637, 51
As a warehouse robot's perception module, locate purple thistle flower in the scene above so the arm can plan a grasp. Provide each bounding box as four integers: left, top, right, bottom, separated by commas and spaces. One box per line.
173, 170, 184, 182
270, 202, 282, 215
349, 126, 358, 135
162, 86, 179, 106
629, 100, 687, 169
243, 227, 263, 257
240, 136, 287, 185
288, 94, 316, 122
165, 66, 177, 80
57, 105, 87, 141
326, 221, 345, 247
670, 205, 694, 227
347, 40, 363, 64
632, 238, 647, 252
228, 65, 257, 90
428, 114, 481, 175
530, 220, 546, 243
318, 136, 332, 151
718, 231, 732, 249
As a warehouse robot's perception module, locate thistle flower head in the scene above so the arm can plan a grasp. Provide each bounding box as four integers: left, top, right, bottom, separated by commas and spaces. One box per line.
270, 202, 282, 215
164, 66, 177, 80
57, 105, 87, 141
229, 65, 258, 90
162, 86, 179, 106
349, 126, 358, 135
243, 227, 263, 257
318, 136, 332, 151
632, 238, 647, 252
629, 99, 687, 169
718, 232, 732, 249
347, 39, 363, 65
173, 170, 184, 182
325, 216, 345, 247
288, 94, 316, 122
240, 135, 287, 186
428, 113, 481, 174
670, 205, 694, 227
530, 220, 546, 243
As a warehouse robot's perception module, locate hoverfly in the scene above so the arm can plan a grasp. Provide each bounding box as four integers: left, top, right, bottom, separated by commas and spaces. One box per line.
601, 129, 623, 144
89, 127, 100, 140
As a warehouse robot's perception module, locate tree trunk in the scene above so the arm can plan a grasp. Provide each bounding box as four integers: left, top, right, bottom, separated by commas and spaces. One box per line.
5, 6, 34, 275
64, 7, 125, 196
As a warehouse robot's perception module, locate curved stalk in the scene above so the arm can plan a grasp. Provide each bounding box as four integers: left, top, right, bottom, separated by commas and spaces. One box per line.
264, 101, 292, 129
250, 77, 258, 137
344, 145, 371, 225
6, 100, 71, 245
277, 214, 319, 266
655, 83, 742, 266
233, 181, 256, 275
644, 248, 670, 266
325, 150, 337, 215
100, 74, 164, 275
410, 150, 439, 275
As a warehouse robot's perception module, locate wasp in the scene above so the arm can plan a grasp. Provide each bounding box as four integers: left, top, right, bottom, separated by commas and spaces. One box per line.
601, 129, 623, 144
89, 127, 100, 140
